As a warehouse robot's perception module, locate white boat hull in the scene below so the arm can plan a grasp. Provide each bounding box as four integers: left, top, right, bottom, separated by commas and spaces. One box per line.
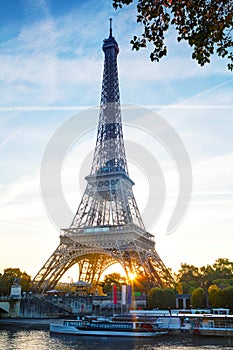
50, 323, 167, 337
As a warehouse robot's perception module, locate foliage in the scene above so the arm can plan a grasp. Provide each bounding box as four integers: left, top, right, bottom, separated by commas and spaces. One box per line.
208, 284, 221, 308
175, 263, 202, 293
147, 287, 176, 309
191, 287, 206, 308
207, 285, 233, 311
0, 268, 31, 295
99, 273, 127, 294
112, 0, 233, 70
213, 258, 233, 278
133, 273, 156, 293
175, 258, 233, 294
221, 286, 233, 312
212, 278, 233, 289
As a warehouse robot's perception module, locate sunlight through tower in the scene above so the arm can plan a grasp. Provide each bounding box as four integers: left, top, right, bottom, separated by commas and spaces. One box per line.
33, 20, 173, 293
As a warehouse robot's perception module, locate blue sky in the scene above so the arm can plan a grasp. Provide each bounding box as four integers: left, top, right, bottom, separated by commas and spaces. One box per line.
0, 0, 232, 280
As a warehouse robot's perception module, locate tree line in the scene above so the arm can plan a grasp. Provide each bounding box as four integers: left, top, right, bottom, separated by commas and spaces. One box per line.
100, 258, 233, 312
1, 258, 233, 311
174, 258, 233, 311
0, 268, 31, 295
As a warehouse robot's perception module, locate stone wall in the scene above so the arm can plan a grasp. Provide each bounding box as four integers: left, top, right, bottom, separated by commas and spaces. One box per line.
0, 300, 20, 318
20, 295, 93, 318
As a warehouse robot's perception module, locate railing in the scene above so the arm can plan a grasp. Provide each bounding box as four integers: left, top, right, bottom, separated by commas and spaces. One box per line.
61, 223, 154, 241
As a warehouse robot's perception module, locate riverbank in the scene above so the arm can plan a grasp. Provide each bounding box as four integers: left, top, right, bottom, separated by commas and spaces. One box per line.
0, 318, 64, 330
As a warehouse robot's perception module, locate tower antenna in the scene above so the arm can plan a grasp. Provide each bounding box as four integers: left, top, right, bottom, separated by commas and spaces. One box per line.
109, 18, 112, 37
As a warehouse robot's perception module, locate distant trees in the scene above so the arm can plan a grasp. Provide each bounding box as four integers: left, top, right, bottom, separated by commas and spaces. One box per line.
175, 259, 233, 310
175, 263, 200, 294
191, 287, 205, 309
0, 268, 31, 296
147, 287, 175, 309
206, 285, 233, 312
99, 272, 127, 294
190, 285, 233, 311
221, 287, 233, 311
175, 258, 233, 294
98, 258, 233, 310
1, 258, 232, 311
99, 271, 152, 294
208, 284, 221, 308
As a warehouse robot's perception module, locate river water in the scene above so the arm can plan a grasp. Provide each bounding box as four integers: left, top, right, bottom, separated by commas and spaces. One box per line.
0, 328, 233, 350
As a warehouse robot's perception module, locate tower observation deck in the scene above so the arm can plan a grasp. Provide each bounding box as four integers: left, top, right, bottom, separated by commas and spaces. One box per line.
33, 20, 173, 293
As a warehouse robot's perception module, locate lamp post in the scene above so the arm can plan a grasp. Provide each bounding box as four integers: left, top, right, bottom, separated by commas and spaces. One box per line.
68, 276, 70, 294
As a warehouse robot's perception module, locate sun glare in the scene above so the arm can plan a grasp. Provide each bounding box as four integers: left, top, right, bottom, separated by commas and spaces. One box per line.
128, 272, 137, 281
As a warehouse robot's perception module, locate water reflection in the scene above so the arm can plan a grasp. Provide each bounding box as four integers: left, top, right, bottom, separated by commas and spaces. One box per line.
0, 329, 232, 350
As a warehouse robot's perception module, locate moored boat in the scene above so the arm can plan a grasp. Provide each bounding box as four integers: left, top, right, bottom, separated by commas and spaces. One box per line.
50, 317, 168, 337
194, 315, 233, 337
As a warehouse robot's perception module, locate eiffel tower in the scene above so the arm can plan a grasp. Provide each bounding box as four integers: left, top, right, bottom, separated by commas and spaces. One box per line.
33, 20, 173, 293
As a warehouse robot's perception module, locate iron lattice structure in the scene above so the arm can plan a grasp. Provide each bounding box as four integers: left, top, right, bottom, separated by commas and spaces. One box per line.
33, 21, 173, 293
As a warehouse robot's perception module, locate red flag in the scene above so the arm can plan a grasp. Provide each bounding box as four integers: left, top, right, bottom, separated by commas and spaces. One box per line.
113, 284, 117, 305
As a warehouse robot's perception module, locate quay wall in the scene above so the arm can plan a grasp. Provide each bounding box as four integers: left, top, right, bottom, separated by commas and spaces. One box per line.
19, 295, 93, 318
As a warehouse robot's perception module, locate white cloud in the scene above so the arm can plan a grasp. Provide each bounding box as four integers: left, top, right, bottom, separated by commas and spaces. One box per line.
1, 6, 232, 107
192, 154, 233, 194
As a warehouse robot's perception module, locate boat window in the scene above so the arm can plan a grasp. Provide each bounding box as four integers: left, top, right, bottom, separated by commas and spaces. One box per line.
208, 321, 214, 328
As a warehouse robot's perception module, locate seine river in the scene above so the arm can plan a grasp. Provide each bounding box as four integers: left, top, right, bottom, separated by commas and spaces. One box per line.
0, 328, 233, 350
